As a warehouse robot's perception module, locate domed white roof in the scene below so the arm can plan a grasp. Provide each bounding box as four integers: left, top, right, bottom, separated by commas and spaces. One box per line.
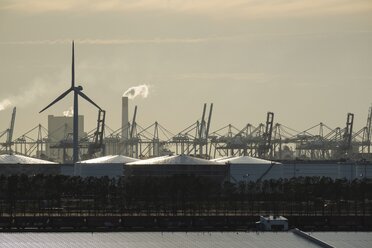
78, 155, 139, 164
0, 154, 57, 164
127, 154, 219, 165
210, 156, 232, 162
217, 156, 281, 165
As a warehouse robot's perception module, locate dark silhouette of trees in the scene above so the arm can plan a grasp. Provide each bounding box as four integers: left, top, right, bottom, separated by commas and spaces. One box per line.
0, 174, 371, 216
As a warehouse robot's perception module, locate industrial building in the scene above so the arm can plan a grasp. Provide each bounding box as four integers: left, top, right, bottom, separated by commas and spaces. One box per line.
125, 154, 228, 182
215, 156, 283, 182
214, 155, 372, 182
256, 216, 289, 231
46, 115, 85, 163
0, 154, 58, 176
1, 152, 371, 182
0, 154, 57, 164
1, 137, 372, 181
73, 155, 139, 178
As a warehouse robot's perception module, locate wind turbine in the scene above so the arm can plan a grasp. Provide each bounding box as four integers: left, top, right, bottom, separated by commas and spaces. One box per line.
40, 41, 102, 163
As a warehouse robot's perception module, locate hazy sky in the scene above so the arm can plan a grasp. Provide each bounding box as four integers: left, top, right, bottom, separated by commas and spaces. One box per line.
0, 0, 372, 139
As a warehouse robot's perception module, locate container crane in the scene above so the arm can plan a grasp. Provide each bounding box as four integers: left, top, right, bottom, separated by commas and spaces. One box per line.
87, 109, 106, 157
0, 107, 16, 154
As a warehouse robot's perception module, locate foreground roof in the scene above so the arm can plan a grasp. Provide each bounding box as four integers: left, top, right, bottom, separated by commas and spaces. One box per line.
0, 154, 57, 164
127, 154, 220, 165
1, 231, 370, 248
78, 155, 139, 164
217, 156, 281, 165
311, 232, 372, 248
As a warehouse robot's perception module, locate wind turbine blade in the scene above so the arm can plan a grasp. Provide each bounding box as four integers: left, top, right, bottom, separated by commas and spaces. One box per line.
77, 91, 102, 110
39, 88, 73, 113
71, 41, 75, 88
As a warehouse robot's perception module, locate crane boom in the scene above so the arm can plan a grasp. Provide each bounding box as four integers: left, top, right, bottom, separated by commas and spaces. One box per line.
130, 106, 138, 139
6, 107, 16, 153
366, 106, 372, 153
343, 113, 354, 154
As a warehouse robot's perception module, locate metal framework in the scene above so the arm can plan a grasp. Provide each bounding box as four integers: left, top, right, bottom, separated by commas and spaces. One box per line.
3, 104, 372, 161
0, 107, 16, 154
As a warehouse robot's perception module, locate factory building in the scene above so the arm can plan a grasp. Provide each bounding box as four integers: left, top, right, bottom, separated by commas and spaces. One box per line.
104, 96, 130, 156
46, 115, 85, 163
121, 96, 129, 142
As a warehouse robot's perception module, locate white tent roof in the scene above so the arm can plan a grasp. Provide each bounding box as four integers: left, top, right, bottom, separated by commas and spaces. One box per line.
0, 154, 57, 164
210, 156, 232, 162
78, 155, 139, 164
126, 156, 169, 165
127, 154, 220, 165
217, 156, 281, 165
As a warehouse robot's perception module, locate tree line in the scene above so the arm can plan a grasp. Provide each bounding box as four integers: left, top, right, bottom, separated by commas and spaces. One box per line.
0, 174, 371, 215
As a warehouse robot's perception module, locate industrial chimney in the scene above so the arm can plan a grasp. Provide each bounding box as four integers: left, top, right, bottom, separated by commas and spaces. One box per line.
122, 96, 129, 141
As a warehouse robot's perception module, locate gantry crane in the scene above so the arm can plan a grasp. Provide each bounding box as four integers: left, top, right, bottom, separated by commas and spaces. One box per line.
0, 107, 16, 154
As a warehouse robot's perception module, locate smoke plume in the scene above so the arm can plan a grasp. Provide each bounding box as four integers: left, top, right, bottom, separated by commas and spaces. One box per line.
0, 78, 48, 112
63, 106, 74, 117
123, 84, 149, 99
0, 99, 12, 111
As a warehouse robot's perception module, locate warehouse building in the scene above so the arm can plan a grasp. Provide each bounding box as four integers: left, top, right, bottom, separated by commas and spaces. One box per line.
71, 155, 139, 178
0, 154, 58, 176
125, 154, 228, 182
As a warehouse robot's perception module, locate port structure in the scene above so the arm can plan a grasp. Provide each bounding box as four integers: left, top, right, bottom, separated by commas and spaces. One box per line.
2, 102, 372, 161
0, 107, 16, 154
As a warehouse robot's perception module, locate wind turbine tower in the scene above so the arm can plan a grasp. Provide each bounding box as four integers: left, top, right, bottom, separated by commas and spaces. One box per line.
40, 41, 103, 163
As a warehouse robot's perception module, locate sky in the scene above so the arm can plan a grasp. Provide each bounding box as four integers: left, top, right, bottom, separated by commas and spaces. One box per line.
0, 0, 372, 139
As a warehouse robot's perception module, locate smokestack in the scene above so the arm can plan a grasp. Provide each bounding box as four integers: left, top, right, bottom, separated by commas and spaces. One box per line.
122, 96, 129, 140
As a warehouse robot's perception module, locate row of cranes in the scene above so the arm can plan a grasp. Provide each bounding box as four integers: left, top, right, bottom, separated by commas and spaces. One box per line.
1, 104, 372, 162
105, 104, 214, 159
0, 41, 372, 163
210, 110, 371, 161
0, 108, 106, 162
3, 42, 370, 162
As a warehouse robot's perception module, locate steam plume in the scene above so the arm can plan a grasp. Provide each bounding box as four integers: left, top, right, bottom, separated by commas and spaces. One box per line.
63, 106, 74, 117
123, 84, 149, 99
0, 99, 12, 111
0, 78, 48, 112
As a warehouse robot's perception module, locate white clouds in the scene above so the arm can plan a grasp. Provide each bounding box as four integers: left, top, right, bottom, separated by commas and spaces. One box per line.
2, 0, 371, 19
